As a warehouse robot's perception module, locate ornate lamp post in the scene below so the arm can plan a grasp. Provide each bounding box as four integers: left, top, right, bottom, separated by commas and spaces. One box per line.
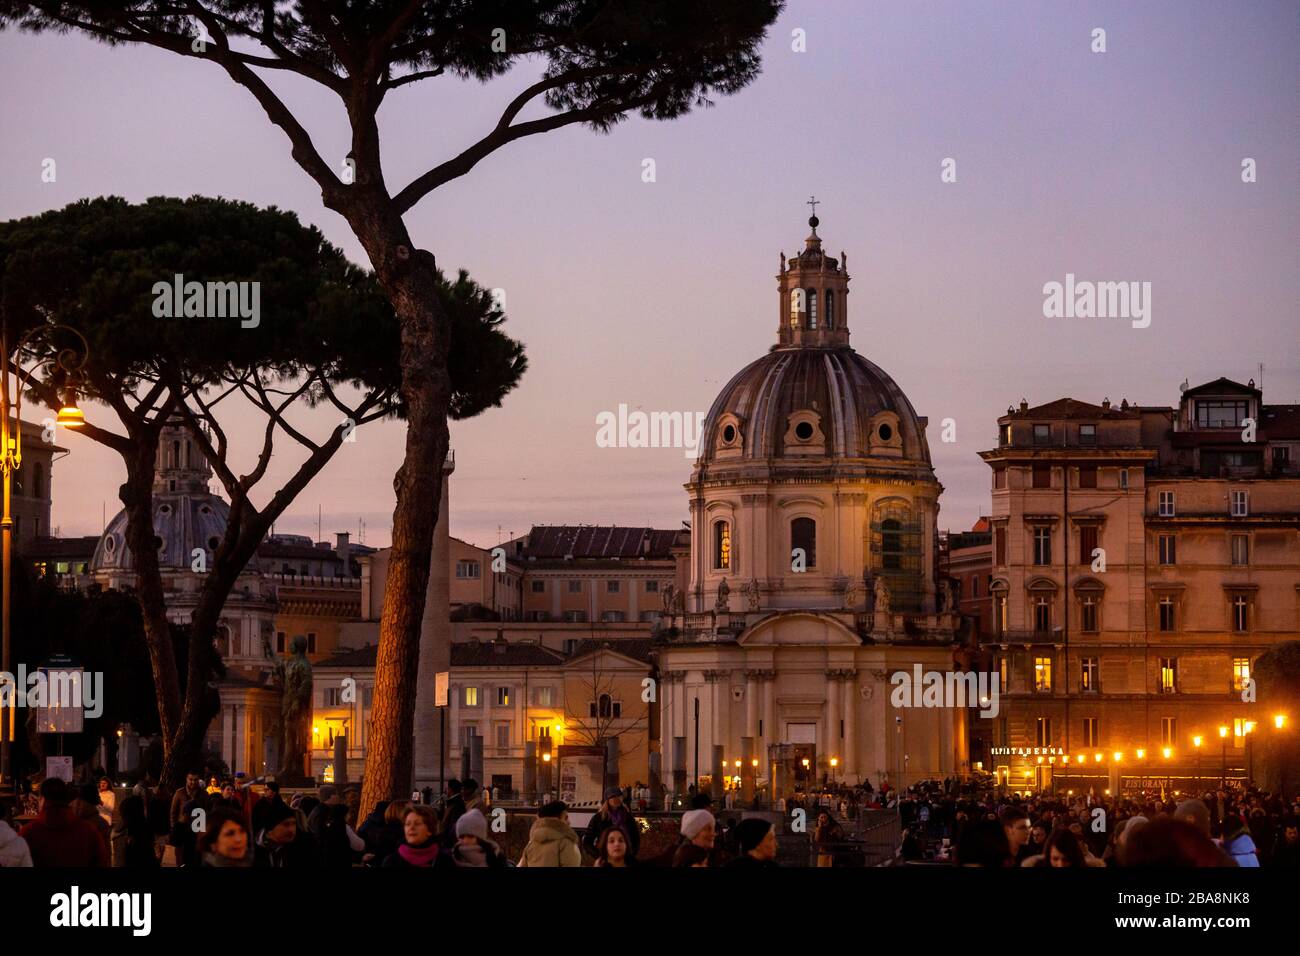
0, 321, 88, 793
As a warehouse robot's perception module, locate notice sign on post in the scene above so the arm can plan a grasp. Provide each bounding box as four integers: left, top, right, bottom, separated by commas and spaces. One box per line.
35, 667, 85, 734
435, 671, 450, 708
46, 756, 74, 783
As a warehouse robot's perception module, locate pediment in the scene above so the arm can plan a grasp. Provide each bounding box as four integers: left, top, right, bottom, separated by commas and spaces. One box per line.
736, 611, 862, 647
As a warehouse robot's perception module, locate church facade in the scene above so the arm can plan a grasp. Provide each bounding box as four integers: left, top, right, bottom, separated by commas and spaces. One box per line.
655, 214, 969, 797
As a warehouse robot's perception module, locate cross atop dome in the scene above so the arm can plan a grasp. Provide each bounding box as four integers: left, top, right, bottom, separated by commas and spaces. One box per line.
777, 206, 851, 348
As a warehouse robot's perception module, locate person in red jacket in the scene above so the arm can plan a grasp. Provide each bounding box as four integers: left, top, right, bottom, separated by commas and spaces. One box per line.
19, 778, 109, 868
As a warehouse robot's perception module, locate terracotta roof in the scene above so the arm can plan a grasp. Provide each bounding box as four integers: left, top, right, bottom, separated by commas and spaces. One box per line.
566, 639, 654, 664
258, 542, 343, 561
1182, 377, 1259, 398
523, 526, 678, 560
452, 641, 567, 667
316, 645, 379, 668
1006, 398, 1137, 420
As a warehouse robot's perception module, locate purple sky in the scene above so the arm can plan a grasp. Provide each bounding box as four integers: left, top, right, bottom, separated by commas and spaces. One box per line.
2, 1, 1297, 549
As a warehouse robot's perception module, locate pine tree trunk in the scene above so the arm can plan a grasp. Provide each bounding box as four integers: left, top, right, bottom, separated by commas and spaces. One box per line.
353, 211, 452, 816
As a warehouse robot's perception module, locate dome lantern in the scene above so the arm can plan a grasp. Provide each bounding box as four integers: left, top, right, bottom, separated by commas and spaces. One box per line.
778, 199, 850, 348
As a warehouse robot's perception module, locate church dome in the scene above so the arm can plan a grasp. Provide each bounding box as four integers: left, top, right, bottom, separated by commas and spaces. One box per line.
91, 421, 234, 573
698, 346, 931, 465
93, 492, 231, 572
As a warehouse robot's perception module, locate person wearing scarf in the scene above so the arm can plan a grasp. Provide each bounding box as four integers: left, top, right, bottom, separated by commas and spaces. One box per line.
383, 804, 454, 869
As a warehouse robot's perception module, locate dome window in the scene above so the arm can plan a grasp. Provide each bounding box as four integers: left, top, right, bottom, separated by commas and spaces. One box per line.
825, 290, 835, 330
795, 421, 815, 441
791, 517, 817, 569
713, 520, 732, 571
722, 424, 737, 444
158, 504, 172, 516
208, 536, 221, 551
806, 289, 818, 329
877, 423, 893, 442
104, 536, 116, 556
153, 535, 165, 553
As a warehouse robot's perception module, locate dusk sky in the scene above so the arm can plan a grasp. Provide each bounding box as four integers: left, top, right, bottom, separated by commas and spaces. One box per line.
2, 0, 1297, 549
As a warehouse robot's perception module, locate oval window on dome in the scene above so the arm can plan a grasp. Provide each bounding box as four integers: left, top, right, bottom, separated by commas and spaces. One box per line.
722, 424, 737, 444
153, 536, 165, 552
208, 536, 221, 551
158, 504, 171, 516
878, 423, 894, 442
104, 536, 117, 555
795, 421, 815, 441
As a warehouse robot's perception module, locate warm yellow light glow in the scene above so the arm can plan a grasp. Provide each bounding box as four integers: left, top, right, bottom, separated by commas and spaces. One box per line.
751, 758, 758, 767
1104, 788, 1111, 796
1036, 756, 1043, 764
1162, 747, 1172, 759
1113, 752, 1123, 763
312, 726, 319, 734
1276, 715, 1287, 730
734, 760, 741, 768
1244, 721, 1256, 735
1193, 735, 1203, 748
801, 758, 809, 767
1076, 755, 1085, 764
1136, 749, 1146, 759
542, 752, 551, 762
553, 724, 562, 733
57, 387, 84, 427
1094, 752, 1102, 762
830, 757, 839, 767
1219, 726, 1228, 738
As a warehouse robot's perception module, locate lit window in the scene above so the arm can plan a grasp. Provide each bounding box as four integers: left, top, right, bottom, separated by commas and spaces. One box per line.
1081, 657, 1099, 692
714, 520, 732, 570
1161, 717, 1176, 747
464, 686, 479, 707
1232, 658, 1250, 692
496, 686, 510, 707
1159, 658, 1177, 694
1033, 656, 1052, 692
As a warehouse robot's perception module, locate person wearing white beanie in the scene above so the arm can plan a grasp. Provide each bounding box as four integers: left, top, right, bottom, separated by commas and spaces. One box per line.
452, 809, 506, 868
680, 809, 716, 847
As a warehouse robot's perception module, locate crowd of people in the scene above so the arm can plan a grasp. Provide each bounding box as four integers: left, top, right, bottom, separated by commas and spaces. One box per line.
890, 778, 1300, 867
2, 769, 1295, 869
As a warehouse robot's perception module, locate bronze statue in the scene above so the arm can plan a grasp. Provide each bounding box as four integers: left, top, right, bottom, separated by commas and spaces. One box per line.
276, 635, 313, 783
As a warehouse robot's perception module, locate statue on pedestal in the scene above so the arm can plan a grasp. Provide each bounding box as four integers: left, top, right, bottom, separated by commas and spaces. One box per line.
874, 577, 892, 630
742, 578, 761, 612
714, 577, 730, 612
276, 635, 313, 783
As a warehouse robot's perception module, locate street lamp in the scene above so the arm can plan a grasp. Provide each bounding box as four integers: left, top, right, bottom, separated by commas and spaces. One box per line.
1218, 726, 1228, 787
1, 321, 88, 793
1193, 735, 1204, 794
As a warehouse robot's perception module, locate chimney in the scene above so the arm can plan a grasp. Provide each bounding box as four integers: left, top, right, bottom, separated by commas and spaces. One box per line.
1018, 398, 1029, 413
1101, 397, 1111, 410
335, 531, 352, 574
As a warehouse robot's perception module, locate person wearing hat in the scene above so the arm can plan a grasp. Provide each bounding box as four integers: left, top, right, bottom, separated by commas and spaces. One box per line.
451, 808, 507, 868
441, 778, 479, 848
670, 809, 720, 867
518, 801, 583, 867
724, 818, 779, 868
583, 786, 640, 860
254, 799, 321, 868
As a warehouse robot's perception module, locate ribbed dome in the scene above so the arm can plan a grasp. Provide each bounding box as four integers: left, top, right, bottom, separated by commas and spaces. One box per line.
698, 345, 931, 465
92, 493, 231, 572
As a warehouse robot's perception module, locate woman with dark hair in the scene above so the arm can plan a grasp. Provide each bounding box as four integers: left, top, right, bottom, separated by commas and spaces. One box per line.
119, 795, 160, 869
1040, 828, 1087, 868
593, 826, 636, 867
198, 807, 253, 867
382, 805, 454, 869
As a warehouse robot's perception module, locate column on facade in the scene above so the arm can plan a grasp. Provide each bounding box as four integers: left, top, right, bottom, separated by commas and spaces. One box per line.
825, 670, 841, 767
745, 670, 758, 743
660, 672, 674, 755
717, 670, 732, 759
762, 672, 775, 759
843, 670, 858, 780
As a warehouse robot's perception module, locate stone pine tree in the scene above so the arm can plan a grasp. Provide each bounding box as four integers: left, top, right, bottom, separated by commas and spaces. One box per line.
0, 0, 783, 811
0, 195, 525, 789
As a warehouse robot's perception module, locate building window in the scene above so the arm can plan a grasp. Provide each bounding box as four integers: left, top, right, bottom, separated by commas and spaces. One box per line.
645, 580, 659, 592
591, 694, 621, 719
791, 517, 817, 569
1158, 597, 1176, 632
1080, 595, 1099, 633
806, 289, 818, 329
1082, 717, 1098, 748
993, 467, 1006, 489
1161, 717, 1177, 747
994, 527, 1006, 566
1035, 717, 1052, 747
531, 580, 546, 593
324, 687, 342, 706
1033, 595, 1051, 633
1078, 526, 1098, 565
1196, 400, 1248, 428
496, 686, 510, 707
1230, 490, 1248, 517
562, 610, 587, 623
998, 655, 1009, 691
606, 580, 620, 593
1231, 595, 1249, 632
1230, 534, 1249, 566
881, 519, 902, 570
1159, 658, 1177, 694
464, 686, 480, 707
568, 579, 582, 593
1118, 468, 1129, 490
1000, 424, 1012, 447
455, 560, 481, 579
1158, 491, 1176, 517
534, 686, 555, 707
601, 610, 626, 622
1032, 465, 1051, 488
713, 520, 732, 570
495, 723, 511, 750
970, 576, 979, 598
1033, 424, 1051, 446
1273, 446, 1291, 470
1032, 527, 1051, 566
993, 595, 1007, 637
1158, 534, 1176, 565
1081, 657, 1099, 692
461, 725, 479, 747
1078, 424, 1096, 447
1033, 656, 1052, 692
276, 631, 286, 653
825, 290, 835, 329
1078, 465, 1097, 489
306, 632, 317, 654
562, 639, 579, 655
1232, 658, 1251, 693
